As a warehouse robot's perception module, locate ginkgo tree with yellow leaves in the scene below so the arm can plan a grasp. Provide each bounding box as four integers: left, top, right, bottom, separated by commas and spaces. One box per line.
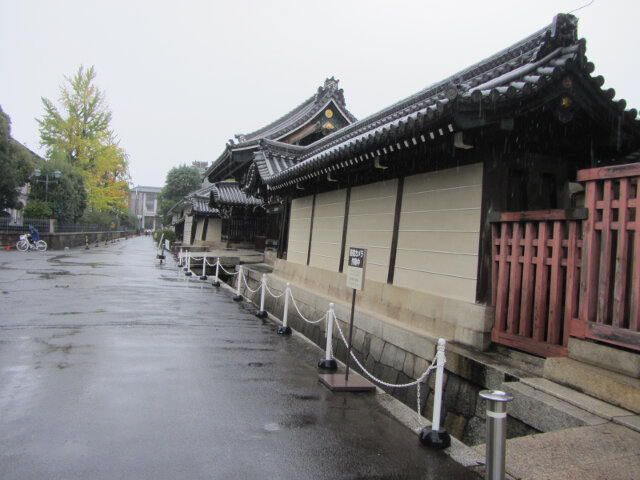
38, 65, 130, 216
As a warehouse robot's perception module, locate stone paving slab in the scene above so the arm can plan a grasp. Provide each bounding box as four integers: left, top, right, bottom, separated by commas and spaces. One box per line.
521, 377, 635, 420
501, 381, 607, 432
474, 423, 640, 480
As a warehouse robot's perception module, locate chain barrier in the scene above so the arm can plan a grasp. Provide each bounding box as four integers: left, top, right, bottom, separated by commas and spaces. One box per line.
173, 258, 445, 427
288, 290, 328, 325
240, 269, 262, 294
218, 262, 239, 276
264, 283, 286, 299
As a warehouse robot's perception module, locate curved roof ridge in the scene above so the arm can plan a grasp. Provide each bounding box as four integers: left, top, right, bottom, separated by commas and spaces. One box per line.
291, 14, 578, 159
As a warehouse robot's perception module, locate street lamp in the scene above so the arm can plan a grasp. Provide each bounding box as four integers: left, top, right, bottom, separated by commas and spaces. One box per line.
33, 169, 61, 203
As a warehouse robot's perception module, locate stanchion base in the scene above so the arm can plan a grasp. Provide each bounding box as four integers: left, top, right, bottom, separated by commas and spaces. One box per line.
277, 325, 292, 335
255, 310, 268, 319
183, 267, 188, 272
233, 295, 243, 302
317, 359, 338, 371
211, 280, 220, 287
85, 246, 90, 250
318, 373, 376, 392
185, 272, 192, 276
200, 275, 208, 280
177, 263, 183, 268
418, 428, 451, 449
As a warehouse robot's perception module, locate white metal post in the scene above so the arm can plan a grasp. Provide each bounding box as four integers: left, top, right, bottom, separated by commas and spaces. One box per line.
211, 258, 220, 287
256, 274, 267, 318
419, 338, 451, 448
277, 283, 292, 335
233, 266, 243, 301
318, 303, 337, 369
432, 338, 446, 432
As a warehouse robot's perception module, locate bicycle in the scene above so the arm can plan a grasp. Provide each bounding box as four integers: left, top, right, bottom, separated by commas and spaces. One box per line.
16, 234, 47, 252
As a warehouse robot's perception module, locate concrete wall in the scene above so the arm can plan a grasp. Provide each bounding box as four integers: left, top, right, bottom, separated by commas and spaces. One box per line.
1, 231, 125, 250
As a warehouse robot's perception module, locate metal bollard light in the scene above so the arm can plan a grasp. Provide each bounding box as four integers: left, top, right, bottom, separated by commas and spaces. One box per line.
277, 283, 292, 335
211, 258, 220, 287
233, 266, 243, 301
256, 274, 268, 318
479, 390, 514, 480
318, 303, 337, 370
419, 339, 451, 449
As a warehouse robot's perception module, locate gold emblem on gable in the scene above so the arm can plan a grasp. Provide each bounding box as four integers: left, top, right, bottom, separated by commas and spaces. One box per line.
325, 109, 333, 119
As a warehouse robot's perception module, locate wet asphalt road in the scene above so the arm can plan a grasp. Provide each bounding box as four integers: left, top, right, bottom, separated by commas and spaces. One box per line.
0, 236, 479, 479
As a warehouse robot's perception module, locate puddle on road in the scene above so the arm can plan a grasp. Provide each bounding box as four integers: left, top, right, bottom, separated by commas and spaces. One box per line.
26, 270, 73, 279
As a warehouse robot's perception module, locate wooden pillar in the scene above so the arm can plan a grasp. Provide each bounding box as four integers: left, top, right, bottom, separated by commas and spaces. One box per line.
387, 176, 404, 284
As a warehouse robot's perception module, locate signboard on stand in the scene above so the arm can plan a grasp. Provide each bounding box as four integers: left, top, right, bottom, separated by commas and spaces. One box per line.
346, 247, 366, 291
319, 246, 375, 392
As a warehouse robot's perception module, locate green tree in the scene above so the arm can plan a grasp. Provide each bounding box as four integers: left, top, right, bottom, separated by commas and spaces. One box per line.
23, 200, 52, 219
28, 156, 87, 222
157, 164, 202, 223
37, 66, 130, 215
0, 106, 35, 211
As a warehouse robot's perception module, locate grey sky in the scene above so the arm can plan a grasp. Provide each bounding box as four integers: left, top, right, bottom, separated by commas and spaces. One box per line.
1, 0, 638, 188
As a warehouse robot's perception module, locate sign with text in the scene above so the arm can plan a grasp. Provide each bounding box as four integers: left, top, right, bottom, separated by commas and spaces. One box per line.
346, 247, 367, 291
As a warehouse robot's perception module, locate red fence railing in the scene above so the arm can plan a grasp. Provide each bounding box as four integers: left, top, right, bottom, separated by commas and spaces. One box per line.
491, 162, 640, 357
491, 210, 584, 357
574, 164, 640, 350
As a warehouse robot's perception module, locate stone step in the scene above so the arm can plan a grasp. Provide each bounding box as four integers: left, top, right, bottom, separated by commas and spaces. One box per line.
500, 381, 607, 433
544, 357, 640, 414
474, 423, 640, 480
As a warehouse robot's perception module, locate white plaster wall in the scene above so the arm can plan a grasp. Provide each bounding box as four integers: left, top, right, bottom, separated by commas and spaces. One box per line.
344, 179, 398, 283
205, 218, 222, 243
183, 216, 194, 246
393, 163, 483, 302
287, 196, 313, 264
194, 218, 204, 243
309, 190, 347, 272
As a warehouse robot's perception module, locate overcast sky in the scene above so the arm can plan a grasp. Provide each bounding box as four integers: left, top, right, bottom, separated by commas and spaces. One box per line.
1, 0, 638, 187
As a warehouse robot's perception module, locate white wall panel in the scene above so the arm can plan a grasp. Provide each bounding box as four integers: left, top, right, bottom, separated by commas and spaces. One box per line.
345, 180, 397, 283
393, 163, 482, 302
287, 197, 313, 265
309, 190, 347, 271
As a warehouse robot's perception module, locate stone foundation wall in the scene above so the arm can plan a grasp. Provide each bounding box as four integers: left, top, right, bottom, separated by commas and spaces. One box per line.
1, 231, 125, 250
238, 267, 539, 445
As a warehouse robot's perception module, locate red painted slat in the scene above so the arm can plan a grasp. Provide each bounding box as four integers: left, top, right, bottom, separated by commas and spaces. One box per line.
507, 223, 524, 334
519, 222, 536, 338
613, 179, 630, 328
491, 224, 499, 307
631, 184, 640, 332
494, 223, 511, 334
533, 222, 550, 341
564, 221, 580, 346
548, 221, 565, 345
577, 163, 640, 182
597, 180, 614, 325
580, 181, 601, 326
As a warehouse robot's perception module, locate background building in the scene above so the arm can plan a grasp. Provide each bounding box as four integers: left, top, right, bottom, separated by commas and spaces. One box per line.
129, 185, 162, 231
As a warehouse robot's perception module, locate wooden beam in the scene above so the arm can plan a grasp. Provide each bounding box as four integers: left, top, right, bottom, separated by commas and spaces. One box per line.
387, 177, 404, 285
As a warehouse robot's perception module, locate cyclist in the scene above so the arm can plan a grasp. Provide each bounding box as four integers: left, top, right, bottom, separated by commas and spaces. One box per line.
27, 225, 40, 246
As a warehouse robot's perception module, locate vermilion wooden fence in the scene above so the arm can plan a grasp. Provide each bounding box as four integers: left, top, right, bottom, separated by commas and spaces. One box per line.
573, 164, 640, 350
491, 162, 640, 357
491, 210, 585, 357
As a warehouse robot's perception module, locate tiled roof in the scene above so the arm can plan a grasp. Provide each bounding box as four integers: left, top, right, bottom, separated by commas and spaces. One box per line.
167, 184, 219, 216
250, 14, 638, 191
209, 181, 262, 207
204, 78, 357, 180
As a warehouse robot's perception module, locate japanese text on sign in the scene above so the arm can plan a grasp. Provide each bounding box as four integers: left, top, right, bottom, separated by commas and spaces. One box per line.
346, 247, 367, 290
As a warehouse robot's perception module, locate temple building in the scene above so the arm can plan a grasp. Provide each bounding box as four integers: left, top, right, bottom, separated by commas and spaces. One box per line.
204, 77, 358, 251
239, 14, 640, 356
